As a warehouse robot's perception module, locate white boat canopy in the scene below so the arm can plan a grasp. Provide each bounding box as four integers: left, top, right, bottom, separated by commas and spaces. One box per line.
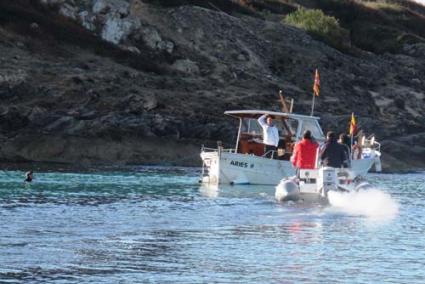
224, 109, 325, 142
224, 110, 321, 121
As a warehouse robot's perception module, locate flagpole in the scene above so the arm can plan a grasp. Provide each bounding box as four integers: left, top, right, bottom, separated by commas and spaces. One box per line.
350, 125, 354, 161
311, 68, 319, 116
349, 112, 355, 156
310, 92, 315, 116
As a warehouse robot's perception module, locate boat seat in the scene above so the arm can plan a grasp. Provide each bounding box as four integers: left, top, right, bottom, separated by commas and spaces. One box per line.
238, 139, 264, 156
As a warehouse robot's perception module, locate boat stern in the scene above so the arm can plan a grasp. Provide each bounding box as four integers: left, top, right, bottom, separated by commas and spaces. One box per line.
200, 146, 221, 184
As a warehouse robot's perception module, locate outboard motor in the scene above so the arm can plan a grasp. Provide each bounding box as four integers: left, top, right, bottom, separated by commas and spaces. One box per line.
318, 167, 338, 197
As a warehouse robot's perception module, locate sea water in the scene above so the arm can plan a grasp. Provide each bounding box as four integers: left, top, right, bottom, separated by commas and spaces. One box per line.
0, 167, 424, 283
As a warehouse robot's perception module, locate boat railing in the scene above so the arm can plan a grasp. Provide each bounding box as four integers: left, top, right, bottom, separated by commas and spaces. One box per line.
201, 145, 236, 154
362, 135, 381, 152
372, 141, 381, 153
262, 150, 276, 159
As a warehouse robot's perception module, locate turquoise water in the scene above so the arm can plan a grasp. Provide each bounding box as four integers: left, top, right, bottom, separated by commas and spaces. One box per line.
0, 167, 424, 283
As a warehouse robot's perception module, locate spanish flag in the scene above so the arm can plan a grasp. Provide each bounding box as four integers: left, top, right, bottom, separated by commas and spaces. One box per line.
349, 112, 357, 136
313, 69, 320, 97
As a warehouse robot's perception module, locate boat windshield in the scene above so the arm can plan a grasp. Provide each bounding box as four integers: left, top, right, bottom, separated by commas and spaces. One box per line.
240, 117, 298, 138
299, 119, 325, 141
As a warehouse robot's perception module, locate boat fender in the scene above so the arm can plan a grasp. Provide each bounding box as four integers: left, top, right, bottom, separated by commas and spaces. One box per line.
275, 178, 299, 202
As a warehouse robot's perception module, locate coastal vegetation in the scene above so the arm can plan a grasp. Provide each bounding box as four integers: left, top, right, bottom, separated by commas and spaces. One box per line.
284, 8, 349, 50
148, 0, 425, 54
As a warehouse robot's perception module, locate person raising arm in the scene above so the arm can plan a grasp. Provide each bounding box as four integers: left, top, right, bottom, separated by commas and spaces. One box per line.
258, 114, 279, 158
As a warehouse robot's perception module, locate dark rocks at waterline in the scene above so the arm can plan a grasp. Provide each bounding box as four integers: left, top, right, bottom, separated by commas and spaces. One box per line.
0, 0, 424, 171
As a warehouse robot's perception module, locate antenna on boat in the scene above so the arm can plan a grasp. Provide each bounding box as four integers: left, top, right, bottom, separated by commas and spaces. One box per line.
279, 90, 292, 113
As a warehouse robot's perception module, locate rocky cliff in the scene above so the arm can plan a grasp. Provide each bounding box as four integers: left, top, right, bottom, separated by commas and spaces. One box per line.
0, 0, 424, 171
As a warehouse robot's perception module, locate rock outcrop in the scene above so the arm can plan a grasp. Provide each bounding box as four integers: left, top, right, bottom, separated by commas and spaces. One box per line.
0, 0, 424, 171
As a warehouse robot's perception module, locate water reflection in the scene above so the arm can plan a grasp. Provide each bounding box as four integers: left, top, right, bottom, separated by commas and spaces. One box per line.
286, 221, 324, 244
199, 183, 220, 198
199, 184, 276, 199
0, 169, 422, 283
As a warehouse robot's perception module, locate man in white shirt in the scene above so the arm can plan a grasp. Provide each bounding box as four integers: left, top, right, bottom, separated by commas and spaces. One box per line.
258, 114, 279, 158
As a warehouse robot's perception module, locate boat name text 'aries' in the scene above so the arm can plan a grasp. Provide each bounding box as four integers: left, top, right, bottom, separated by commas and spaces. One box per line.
230, 160, 248, 168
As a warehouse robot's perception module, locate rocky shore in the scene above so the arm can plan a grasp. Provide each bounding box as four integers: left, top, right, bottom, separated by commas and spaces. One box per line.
0, 0, 424, 171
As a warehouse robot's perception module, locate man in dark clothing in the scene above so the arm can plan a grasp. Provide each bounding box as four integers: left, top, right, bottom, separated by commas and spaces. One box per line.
321, 131, 349, 168
338, 133, 351, 167
338, 133, 351, 152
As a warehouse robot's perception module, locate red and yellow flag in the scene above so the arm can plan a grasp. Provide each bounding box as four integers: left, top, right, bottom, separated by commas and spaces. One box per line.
349, 112, 357, 136
313, 69, 320, 97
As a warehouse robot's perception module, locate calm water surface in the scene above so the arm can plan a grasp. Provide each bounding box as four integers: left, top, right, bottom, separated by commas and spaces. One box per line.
0, 167, 424, 283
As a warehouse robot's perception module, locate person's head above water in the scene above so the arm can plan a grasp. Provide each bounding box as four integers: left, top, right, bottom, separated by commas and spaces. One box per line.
25, 171, 33, 182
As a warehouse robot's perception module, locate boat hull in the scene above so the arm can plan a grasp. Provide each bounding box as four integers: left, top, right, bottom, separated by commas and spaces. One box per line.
201, 150, 295, 185
201, 149, 378, 186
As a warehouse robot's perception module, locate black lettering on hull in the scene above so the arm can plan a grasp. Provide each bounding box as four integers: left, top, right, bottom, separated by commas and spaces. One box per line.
230, 160, 248, 168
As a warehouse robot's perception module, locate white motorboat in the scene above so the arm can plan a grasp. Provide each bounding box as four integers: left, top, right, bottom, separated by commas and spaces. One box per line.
200, 110, 381, 185
275, 167, 373, 203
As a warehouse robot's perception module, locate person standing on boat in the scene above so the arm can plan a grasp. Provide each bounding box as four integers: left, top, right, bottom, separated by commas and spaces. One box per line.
321, 131, 349, 168
258, 114, 279, 158
338, 133, 351, 166
338, 133, 351, 150
291, 130, 319, 169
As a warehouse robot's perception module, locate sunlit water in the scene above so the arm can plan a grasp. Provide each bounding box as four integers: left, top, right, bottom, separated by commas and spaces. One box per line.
0, 167, 424, 283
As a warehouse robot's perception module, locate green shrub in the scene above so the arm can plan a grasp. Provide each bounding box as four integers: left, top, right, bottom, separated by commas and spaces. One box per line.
284, 8, 350, 50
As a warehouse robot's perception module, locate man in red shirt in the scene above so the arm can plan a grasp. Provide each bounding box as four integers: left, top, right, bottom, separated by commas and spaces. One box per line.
291, 130, 319, 169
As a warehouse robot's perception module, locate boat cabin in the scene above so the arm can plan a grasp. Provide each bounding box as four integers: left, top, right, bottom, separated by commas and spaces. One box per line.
225, 110, 325, 160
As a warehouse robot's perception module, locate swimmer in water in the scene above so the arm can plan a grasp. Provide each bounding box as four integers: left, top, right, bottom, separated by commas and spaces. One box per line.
25, 170, 33, 182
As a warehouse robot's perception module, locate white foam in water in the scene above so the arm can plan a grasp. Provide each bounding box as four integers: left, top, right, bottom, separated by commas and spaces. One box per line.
327, 188, 399, 219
